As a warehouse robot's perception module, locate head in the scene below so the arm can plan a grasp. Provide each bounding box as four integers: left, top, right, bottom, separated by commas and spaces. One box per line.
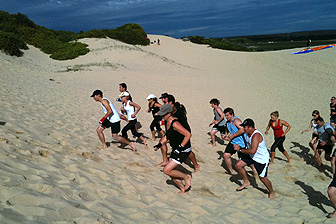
159, 93, 169, 104
91, 89, 103, 101
119, 83, 127, 92
157, 104, 173, 120
315, 116, 324, 127
331, 96, 336, 103
146, 94, 157, 103
167, 94, 175, 105
223, 107, 234, 122
210, 98, 220, 108
240, 118, 255, 135
119, 91, 130, 102
270, 111, 279, 121
312, 110, 320, 119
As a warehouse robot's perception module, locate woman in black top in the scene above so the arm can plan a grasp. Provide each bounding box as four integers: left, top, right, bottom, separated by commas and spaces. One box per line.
146, 94, 165, 140
154, 104, 192, 194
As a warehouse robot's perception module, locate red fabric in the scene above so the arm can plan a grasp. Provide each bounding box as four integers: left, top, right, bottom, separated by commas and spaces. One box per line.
271, 119, 284, 138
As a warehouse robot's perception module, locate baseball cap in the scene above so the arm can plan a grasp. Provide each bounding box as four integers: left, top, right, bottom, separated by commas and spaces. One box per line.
91, 89, 102, 97
240, 118, 255, 128
159, 92, 169, 99
157, 104, 173, 116
146, 94, 156, 100
119, 91, 130, 98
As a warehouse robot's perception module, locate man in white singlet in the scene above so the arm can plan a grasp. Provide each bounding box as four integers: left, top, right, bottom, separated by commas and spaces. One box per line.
234, 118, 275, 199
91, 90, 136, 152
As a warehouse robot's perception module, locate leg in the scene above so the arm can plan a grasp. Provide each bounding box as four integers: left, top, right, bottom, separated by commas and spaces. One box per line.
223, 152, 236, 174
149, 119, 157, 141
259, 176, 275, 199
163, 159, 191, 193
151, 131, 156, 141
315, 149, 323, 169
96, 126, 107, 150
112, 133, 136, 152
210, 129, 218, 146
282, 151, 291, 163
235, 160, 250, 190
188, 151, 200, 171
157, 143, 169, 167
277, 137, 290, 163
270, 152, 276, 164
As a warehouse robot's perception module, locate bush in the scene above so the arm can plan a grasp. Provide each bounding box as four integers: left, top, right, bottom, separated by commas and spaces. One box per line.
50, 42, 89, 60
0, 30, 27, 56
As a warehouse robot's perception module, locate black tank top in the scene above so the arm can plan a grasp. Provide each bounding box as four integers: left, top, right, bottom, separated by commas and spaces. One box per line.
149, 103, 160, 117
165, 119, 191, 149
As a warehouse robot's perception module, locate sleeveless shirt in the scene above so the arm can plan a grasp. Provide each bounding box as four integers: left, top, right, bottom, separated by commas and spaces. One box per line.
226, 116, 246, 148
245, 130, 270, 164
214, 107, 226, 126
101, 98, 120, 123
270, 119, 284, 138
166, 119, 191, 150
123, 101, 136, 121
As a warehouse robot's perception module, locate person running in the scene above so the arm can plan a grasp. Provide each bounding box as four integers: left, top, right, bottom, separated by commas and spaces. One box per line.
327, 149, 336, 218
330, 97, 336, 130
91, 90, 136, 152
154, 104, 192, 194
116, 83, 132, 102
146, 94, 164, 140
155, 94, 200, 171
209, 98, 226, 146
222, 108, 247, 175
315, 116, 335, 169
119, 92, 147, 146
265, 111, 291, 163
234, 118, 275, 199
301, 110, 320, 159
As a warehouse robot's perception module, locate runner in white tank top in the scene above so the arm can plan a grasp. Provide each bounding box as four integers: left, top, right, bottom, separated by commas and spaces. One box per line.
91, 90, 136, 152
234, 118, 275, 199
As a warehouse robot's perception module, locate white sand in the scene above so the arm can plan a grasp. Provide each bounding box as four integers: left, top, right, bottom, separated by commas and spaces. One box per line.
0, 35, 336, 223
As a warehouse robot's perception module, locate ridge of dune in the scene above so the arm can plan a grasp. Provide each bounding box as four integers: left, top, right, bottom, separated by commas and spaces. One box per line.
0, 35, 336, 223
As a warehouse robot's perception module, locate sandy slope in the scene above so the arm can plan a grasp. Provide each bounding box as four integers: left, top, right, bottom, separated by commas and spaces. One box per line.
0, 35, 336, 223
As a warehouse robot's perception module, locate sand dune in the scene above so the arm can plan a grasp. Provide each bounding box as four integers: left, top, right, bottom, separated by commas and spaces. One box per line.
0, 35, 336, 223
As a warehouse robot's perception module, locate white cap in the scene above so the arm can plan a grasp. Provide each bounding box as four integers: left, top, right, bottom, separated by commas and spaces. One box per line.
119, 91, 130, 98
146, 94, 156, 100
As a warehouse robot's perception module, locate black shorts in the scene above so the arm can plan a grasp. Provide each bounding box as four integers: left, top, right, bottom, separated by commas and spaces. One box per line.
225, 142, 240, 155
241, 156, 269, 177
317, 142, 333, 155
329, 177, 336, 188
102, 120, 121, 134
170, 147, 191, 165
213, 124, 226, 134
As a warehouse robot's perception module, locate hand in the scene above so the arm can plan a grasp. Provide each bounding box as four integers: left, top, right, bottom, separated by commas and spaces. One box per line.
177, 144, 185, 151
209, 123, 213, 127
265, 130, 268, 135
131, 114, 136, 118
153, 142, 162, 151
301, 131, 305, 134
281, 133, 286, 137
233, 144, 240, 151
99, 117, 106, 124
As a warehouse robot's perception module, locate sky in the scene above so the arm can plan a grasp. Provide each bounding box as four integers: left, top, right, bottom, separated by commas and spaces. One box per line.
2, 0, 336, 38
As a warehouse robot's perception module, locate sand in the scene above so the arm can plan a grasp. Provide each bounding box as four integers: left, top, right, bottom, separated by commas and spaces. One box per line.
0, 34, 336, 223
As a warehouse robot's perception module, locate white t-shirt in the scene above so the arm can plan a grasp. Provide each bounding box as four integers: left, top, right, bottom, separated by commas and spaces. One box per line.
123, 101, 136, 121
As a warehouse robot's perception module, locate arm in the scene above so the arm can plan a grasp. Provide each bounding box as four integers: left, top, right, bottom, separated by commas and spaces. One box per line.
129, 101, 141, 118
265, 121, 271, 135
227, 118, 244, 141
301, 120, 313, 134
281, 120, 291, 136
101, 99, 113, 118
234, 133, 262, 154
173, 121, 191, 147
153, 135, 168, 151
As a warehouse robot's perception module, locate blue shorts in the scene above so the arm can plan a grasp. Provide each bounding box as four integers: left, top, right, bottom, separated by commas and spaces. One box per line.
241, 156, 269, 177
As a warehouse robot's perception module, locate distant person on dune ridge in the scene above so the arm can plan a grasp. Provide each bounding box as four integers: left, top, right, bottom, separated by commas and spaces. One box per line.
91, 90, 136, 152
307, 39, 311, 49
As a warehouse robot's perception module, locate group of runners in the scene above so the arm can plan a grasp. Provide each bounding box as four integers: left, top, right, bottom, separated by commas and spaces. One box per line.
91, 85, 336, 216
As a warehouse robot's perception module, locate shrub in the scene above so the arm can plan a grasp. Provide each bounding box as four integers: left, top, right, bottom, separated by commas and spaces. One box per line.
0, 30, 27, 56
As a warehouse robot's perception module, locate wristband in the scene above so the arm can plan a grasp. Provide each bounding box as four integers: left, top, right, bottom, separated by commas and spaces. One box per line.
99, 117, 106, 124
154, 142, 162, 149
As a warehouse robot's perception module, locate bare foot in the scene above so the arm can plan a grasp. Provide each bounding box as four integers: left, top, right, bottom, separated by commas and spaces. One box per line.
129, 142, 137, 152
156, 161, 168, 167
150, 138, 155, 141
143, 139, 148, 147
286, 157, 291, 163
268, 191, 276, 200
97, 145, 107, 151
194, 164, 201, 172
228, 169, 237, 175
270, 161, 274, 165
184, 174, 192, 191
327, 211, 336, 218
236, 182, 251, 191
